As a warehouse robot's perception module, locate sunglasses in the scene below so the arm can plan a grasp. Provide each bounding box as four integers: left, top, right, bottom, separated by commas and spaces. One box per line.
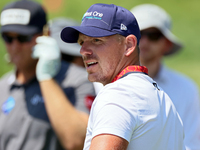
2, 34, 33, 43
140, 31, 163, 41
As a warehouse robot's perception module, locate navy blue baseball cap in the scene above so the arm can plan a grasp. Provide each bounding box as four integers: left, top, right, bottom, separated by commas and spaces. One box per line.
61, 3, 141, 45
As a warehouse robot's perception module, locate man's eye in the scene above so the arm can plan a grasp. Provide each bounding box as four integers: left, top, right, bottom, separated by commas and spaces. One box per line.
78, 41, 84, 46
93, 39, 101, 42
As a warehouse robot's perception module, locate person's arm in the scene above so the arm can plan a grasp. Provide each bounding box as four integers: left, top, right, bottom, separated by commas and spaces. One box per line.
32, 36, 88, 150
89, 134, 129, 150
40, 79, 88, 150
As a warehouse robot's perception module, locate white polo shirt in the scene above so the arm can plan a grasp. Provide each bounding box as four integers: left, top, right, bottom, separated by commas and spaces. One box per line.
83, 73, 185, 150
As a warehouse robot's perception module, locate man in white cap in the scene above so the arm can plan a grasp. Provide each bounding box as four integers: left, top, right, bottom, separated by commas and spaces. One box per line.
130, 4, 200, 150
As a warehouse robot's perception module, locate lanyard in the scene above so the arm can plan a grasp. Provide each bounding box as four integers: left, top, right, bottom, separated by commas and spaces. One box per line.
111, 65, 148, 83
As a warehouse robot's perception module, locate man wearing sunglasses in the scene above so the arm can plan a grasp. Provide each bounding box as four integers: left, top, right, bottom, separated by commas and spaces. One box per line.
131, 4, 200, 150
0, 0, 95, 150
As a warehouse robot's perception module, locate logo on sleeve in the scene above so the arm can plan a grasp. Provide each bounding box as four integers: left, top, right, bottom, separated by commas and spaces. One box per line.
2, 96, 15, 114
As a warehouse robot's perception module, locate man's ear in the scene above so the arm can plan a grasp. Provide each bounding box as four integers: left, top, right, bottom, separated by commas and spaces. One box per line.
124, 35, 137, 56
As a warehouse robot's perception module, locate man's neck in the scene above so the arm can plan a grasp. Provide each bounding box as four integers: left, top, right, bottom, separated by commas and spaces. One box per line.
16, 68, 36, 84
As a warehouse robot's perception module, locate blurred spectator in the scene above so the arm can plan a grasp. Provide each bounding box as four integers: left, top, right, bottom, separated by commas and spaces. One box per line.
131, 4, 200, 150
0, 0, 95, 150
49, 17, 84, 66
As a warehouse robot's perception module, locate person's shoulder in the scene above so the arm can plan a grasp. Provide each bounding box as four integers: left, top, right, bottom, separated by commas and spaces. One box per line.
94, 83, 132, 111
97, 74, 150, 100
165, 66, 199, 90
116, 73, 154, 90
59, 61, 90, 85
58, 61, 88, 78
67, 63, 88, 79
0, 71, 14, 83
69, 63, 87, 74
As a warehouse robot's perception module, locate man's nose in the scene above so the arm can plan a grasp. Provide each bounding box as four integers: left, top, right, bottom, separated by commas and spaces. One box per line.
80, 41, 93, 56
9, 39, 22, 51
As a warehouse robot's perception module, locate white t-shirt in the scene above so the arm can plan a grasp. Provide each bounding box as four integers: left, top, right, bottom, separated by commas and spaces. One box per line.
83, 73, 185, 150
154, 65, 200, 150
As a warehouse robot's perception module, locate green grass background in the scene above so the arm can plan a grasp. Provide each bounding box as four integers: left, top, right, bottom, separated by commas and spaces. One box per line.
0, 0, 200, 89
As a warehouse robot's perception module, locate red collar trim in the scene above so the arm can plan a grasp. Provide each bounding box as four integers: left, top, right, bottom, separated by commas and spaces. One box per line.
111, 65, 148, 83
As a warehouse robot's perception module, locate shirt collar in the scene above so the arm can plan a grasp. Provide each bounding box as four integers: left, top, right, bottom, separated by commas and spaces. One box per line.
111, 65, 148, 83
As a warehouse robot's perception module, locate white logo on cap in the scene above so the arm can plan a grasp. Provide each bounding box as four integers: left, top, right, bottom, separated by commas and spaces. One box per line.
84, 11, 103, 18
0, 9, 30, 26
120, 23, 127, 31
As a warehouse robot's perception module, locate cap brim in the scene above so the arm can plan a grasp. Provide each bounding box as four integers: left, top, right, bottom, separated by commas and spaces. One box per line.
161, 28, 183, 55
61, 26, 116, 43
0, 25, 41, 35
51, 31, 81, 56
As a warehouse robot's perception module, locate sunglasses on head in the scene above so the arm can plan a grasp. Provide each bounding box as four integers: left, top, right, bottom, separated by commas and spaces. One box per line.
140, 31, 163, 41
1, 33, 33, 43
